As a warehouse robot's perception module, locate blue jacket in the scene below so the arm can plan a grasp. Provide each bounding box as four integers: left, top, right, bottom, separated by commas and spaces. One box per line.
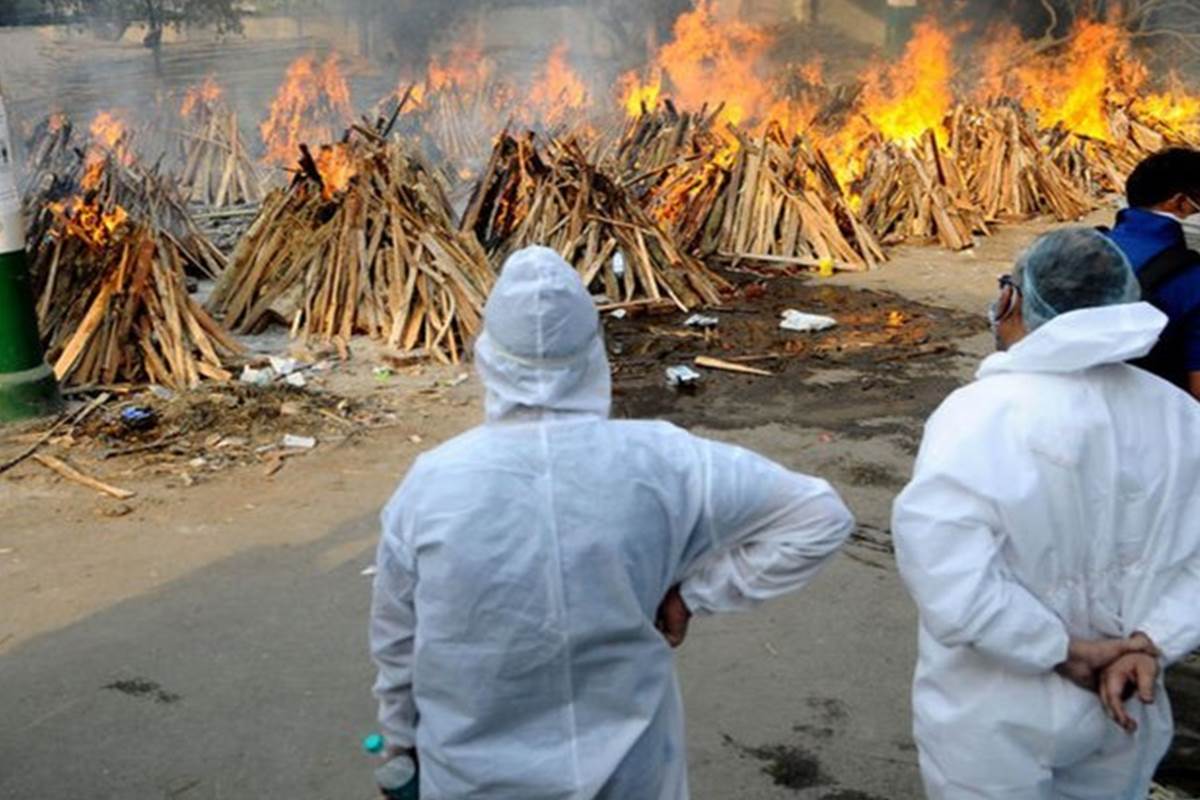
1106, 208, 1200, 389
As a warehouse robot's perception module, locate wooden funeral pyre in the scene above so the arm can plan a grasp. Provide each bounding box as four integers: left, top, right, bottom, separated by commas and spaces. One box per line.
28, 199, 240, 389
178, 93, 263, 208
23, 119, 240, 388
210, 127, 494, 363
706, 126, 886, 269
949, 104, 1096, 223
462, 131, 729, 311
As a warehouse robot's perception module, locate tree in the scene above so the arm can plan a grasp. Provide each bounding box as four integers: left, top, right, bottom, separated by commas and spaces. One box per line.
994, 0, 1200, 47
52, 0, 242, 72
0, 0, 53, 25
948, 0, 1200, 74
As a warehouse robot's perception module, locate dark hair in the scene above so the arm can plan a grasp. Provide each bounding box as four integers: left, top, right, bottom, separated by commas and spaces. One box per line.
1126, 148, 1200, 208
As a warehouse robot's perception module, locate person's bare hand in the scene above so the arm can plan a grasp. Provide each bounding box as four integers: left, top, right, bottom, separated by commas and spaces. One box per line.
1055, 634, 1158, 693
656, 585, 692, 649
1099, 652, 1160, 734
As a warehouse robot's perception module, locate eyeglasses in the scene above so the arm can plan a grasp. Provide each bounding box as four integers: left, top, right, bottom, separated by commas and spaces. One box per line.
991, 274, 1022, 323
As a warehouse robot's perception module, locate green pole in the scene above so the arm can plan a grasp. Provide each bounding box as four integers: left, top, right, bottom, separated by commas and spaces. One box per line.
0, 88, 63, 422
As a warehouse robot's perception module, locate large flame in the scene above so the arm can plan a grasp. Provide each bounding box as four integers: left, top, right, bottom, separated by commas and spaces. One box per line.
82, 111, 132, 191
260, 53, 353, 165
641, 0, 775, 128
1134, 73, 1200, 138
182, 76, 224, 119
525, 42, 588, 125
1016, 20, 1142, 141
859, 21, 953, 146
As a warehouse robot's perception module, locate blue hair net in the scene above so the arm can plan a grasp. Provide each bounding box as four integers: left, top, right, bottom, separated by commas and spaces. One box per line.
1015, 228, 1141, 331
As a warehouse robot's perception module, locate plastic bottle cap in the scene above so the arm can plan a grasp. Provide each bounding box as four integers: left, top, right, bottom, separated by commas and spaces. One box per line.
363, 733, 385, 754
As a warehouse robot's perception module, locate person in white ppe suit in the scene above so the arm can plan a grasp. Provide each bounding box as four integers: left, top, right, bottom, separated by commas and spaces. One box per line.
894, 227, 1200, 799
369, 246, 855, 799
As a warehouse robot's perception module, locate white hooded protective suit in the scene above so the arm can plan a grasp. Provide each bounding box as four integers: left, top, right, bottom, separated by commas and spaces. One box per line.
894, 302, 1200, 799
370, 247, 854, 800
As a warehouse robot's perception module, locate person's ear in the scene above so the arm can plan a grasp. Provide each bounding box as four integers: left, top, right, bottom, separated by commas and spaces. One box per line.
1161, 193, 1193, 217
998, 296, 1026, 350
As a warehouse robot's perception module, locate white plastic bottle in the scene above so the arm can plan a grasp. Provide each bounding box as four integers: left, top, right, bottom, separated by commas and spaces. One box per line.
363, 734, 419, 799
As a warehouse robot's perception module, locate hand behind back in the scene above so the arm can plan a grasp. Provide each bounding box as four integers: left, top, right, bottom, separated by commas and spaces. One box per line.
1054, 634, 1160, 733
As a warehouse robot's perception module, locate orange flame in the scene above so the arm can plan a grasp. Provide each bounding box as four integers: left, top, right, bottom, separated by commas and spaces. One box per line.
1133, 73, 1200, 137
1015, 20, 1143, 141
798, 58, 824, 88
260, 53, 353, 165
48, 197, 129, 249
182, 76, 224, 118
526, 42, 588, 125
314, 143, 357, 200
645, 0, 775, 128
82, 111, 133, 191
90, 111, 128, 152
619, 71, 663, 118
860, 20, 953, 147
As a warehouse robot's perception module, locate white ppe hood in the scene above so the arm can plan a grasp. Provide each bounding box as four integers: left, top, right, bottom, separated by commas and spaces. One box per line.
474, 246, 612, 422
893, 300, 1200, 798
371, 247, 854, 799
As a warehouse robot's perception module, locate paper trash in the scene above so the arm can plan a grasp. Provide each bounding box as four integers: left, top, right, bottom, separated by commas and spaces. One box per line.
666, 365, 702, 388
780, 310, 838, 333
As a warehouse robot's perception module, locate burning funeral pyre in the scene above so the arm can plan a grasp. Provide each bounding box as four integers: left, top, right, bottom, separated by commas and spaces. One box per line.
210, 114, 494, 364
24, 111, 240, 388
177, 77, 264, 208
462, 131, 728, 312
16, 1, 1200, 395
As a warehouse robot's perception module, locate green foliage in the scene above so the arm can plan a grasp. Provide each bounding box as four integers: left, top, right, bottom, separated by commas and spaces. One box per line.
51, 0, 243, 34
0, 0, 56, 25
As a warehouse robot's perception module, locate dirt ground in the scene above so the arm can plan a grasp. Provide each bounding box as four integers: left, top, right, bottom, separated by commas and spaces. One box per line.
3, 216, 1200, 799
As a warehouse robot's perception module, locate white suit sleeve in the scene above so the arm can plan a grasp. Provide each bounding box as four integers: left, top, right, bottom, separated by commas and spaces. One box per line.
1137, 560, 1200, 665
370, 512, 418, 749
893, 400, 1070, 675
679, 439, 855, 615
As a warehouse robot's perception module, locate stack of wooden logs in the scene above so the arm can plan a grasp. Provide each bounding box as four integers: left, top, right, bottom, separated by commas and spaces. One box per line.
950, 105, 1096, 223
178, 99, 263, 208
853, 130, 988, 251
707, 125, 886, 268
83, 149, 228, 279
22, 115, 78, 202
462, 131, 729, 311
24, 120, 227, 280
610, 102, 733, 255
21, 111, 244, 388
397, 83, 507, 173
210, 127, 494, 363
28, 201, 241, 389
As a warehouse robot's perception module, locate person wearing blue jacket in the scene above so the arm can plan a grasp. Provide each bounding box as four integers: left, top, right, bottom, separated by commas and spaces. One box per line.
1106, 147, 1200, 399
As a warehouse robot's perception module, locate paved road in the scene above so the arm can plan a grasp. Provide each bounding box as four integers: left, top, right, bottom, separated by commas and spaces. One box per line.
0, 413, 924, 800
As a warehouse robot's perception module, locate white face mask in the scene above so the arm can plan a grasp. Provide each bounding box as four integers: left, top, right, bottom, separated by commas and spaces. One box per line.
1178, 197, 1200, 252
1181, 214, 1200, 253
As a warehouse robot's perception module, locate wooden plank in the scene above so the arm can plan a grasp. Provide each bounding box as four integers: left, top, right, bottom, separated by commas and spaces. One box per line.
33, 454, 136, 499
